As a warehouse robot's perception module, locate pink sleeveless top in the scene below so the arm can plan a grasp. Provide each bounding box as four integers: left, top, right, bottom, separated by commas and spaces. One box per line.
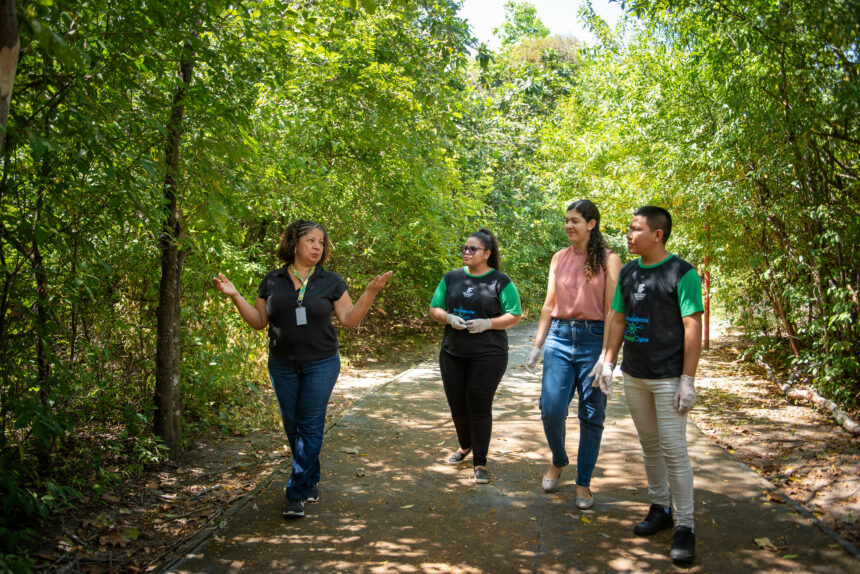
551, 247, 611, 321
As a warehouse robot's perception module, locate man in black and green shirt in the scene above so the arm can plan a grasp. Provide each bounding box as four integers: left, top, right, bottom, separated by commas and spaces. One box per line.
592, 206, 703, 565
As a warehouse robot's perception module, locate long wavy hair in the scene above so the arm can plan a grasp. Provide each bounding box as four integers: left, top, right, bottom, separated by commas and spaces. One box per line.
277, 219, 330, 265
568, 200, 608, 279
470, 228, 501, 269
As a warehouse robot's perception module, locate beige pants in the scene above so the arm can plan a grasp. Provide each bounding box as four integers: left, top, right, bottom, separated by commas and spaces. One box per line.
624, 374, 694, 529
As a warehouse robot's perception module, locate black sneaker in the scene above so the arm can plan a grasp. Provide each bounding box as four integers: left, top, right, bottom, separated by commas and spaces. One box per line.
283, 498, 305, 518
633, 503, 673, 536
670, 526, 695, 564
447, 448, 471, 464
305, 483, 319, 503
474, 467, 490, 484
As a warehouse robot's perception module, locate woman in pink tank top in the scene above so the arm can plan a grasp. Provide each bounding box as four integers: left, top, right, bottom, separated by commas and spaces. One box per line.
525, 200, 622, 509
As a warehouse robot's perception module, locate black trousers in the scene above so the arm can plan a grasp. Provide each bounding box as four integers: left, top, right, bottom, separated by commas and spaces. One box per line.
439, 349, 508, 467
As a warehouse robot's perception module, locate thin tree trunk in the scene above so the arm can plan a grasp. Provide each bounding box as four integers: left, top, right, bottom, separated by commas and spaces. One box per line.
0, 0, 17, 354
154, 36, 195, 458
759, 223, 800, 357
0, 0, 19, 157
33, 186, 50, 397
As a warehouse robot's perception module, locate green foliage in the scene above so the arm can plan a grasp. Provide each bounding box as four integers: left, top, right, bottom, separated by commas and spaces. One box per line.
493, 1, 551, 46
0, 0, 492, 559
544, 0, 860, 403
0, 552, 34, 574
1, 0, 857, 563
464, 33, 587, 310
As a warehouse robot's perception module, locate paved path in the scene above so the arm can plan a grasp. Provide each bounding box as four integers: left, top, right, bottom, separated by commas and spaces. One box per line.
168, 323, 856, 573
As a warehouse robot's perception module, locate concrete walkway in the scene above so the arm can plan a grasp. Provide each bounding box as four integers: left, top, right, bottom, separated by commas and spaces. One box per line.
168, 323, 856, 573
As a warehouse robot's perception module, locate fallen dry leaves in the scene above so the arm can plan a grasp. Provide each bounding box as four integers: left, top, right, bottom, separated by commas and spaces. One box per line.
691, 334, 860, 547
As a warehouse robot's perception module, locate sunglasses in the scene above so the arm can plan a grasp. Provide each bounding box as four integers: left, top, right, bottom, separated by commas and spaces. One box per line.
462, 245, 486, 254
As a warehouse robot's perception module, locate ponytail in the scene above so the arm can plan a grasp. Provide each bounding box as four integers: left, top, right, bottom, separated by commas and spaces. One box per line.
470, 228, 501, 269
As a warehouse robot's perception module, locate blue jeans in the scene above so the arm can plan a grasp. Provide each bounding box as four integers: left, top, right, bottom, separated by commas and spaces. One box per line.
268, 352, 340, 500
540, 319, 606, 487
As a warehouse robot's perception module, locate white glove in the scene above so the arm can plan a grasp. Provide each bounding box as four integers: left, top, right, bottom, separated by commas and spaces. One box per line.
525, 347, 541, 373
466, 318, 492, 333
675, 374, 696, 414
446, 313, 467, 330
589, 359, 614, 394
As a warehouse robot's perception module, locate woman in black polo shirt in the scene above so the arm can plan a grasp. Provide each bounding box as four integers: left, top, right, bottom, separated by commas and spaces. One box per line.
213, 219, 391, 518
429, 228, 522, 484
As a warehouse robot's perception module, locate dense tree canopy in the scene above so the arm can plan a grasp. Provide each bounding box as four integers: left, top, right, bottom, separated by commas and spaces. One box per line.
1, 0, 857, 567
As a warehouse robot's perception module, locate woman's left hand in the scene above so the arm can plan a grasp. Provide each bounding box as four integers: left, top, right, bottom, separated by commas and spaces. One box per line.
466, 318, 492, 333
366, 271, 393, 294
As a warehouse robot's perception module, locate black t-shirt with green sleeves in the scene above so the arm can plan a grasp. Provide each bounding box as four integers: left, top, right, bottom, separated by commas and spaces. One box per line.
257, 265, 348, 361
611, 255, 704, 379
430, 267, 522, 358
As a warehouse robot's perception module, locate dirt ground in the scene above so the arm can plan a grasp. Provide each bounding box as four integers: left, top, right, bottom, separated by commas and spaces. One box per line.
27, 331, 860, 572
691, 335, 860, 547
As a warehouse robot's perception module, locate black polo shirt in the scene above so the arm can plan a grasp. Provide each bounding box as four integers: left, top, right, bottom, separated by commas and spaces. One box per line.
257, 265, 348, 361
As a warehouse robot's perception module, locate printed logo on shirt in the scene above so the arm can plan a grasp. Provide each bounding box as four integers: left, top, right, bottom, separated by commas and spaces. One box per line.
634, 283, 647, 302
453, 307, 475, 319
463, 286, 475, 298
624, 315, 649, 343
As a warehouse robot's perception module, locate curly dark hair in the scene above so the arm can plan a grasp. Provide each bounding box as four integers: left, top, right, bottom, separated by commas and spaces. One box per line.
277, 219, 330, 265
470, 228, 501, 269
567, 199, 608, 279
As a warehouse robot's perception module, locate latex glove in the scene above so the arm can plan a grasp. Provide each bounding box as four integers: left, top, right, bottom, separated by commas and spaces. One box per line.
446, 313, 467, 330
466, 318, 492, 334
675, 374, 697, 414
525, 347, 541, 373
589, 359, 614, 394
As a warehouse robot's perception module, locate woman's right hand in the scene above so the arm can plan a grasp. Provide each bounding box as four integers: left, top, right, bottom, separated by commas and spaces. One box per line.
212, 273, 238, 298
446, 313, 468, 330
525, 347, 541, 373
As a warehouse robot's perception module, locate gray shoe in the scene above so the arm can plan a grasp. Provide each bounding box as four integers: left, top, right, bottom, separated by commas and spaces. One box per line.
474, 467, 490, 484
575, 487, 594, 509
542, 475, 559, 492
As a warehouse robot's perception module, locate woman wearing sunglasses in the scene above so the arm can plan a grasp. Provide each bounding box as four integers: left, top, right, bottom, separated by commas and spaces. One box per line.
428, 228, 522, 484
525, 200, 622, 509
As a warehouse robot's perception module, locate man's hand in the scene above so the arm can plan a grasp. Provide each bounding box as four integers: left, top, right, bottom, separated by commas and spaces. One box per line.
674, 374, 696, 414
525, 347, 541, 373
446, 313, 467, 330
589, 359, 614, 394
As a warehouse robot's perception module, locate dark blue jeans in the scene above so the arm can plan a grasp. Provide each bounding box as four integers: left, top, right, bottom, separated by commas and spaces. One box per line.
268, 352, 340, 500
539, 319, 606, 487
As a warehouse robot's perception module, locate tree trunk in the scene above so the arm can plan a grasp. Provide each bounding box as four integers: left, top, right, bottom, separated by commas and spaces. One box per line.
0, 0, 19, 157
153, 37, 195, 458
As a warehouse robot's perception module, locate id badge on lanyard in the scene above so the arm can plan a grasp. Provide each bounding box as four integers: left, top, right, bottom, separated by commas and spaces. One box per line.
290, 265, 315, 327
295, 306, 307, 326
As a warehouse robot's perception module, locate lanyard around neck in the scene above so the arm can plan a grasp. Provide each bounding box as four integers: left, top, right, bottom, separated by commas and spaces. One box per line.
290, 265, 315, 307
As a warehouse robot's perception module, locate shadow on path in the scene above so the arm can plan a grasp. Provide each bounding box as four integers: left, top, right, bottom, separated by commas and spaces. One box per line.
168, 323, 856, 573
